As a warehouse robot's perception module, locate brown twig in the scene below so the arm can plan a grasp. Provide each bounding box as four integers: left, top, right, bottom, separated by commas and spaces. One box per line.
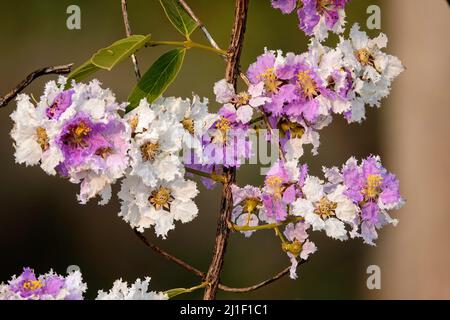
0, 64, 73, 109
219, 266, 292, 293
178, 0, 222, 51
203, 0, 250, 301
133, 229, 204, 278
121, 0, 141, 80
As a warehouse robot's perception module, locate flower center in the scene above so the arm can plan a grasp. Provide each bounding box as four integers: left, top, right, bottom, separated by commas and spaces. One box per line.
149, 187, 173, 210
355, 48, 375, 66
140, 142, 161, 162
282, 240, 303, 257
315, 197, 337, 219
364, 174, 383, 199
22, 280, 43, 292
243, 197, 261, 214
266, 176, 284, 199
297, 70, 318, 99
95, 147, 113, 160
66, 121, 92, 147
181, 117, 195, 135
278, 120, 305, 139
216, 117, 232, 134
258, 67, 282, 94
317, 0, 333, 14
36, 127, 49, 151
233, 92, 251, 107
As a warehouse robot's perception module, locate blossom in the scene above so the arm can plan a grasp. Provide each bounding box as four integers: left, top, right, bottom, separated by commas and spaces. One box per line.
292, 175, 357, 241
10, 78, 131, 205
340, 155, 404, 245
96, 277, 167, 300
0, 268, 86, 300
126, 99, 185, 188
231, 185, 263, 237
214, 79, 270, 125
283, 222, 317, 279
339, 24, 404, 122
118, 175, 199, 239
271, 0, 297, 14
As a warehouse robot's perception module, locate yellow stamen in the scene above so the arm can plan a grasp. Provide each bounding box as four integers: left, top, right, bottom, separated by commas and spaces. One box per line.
315, 197, 337, 219
22, 280, 43, 291
234, 92, 251, 107
181, 117, 195, 135
258, 67, 283, 94
36, 127, 49, 151
140, 142, 160, 162
266, 176, 284, 199
70, 121, 91, 145
355, 48, 374, 66
149, 187, 173, 210
243, 197, 261, 214
297, 70, 318, 99
364, 174, 383, 199
282, 240, 303, 257
129, 116, 139, 133
95, 147, 113, 160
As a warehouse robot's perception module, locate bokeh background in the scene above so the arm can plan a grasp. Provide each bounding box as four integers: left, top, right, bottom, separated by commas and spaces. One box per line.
0, 0, 449, 299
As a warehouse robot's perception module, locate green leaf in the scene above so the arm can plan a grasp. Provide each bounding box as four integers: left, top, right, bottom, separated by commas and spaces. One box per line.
159, 0, 198, 37
65, 61, 100, 88
91, 35, 151, 71
127, 48, 186, 112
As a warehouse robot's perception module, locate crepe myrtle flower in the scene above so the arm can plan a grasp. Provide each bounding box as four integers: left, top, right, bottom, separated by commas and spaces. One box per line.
340, 156, 404, 245
10, 78, 131, 205
283, 222, 317, 279
214, 79, 270, 125
0, 267, 86, 300
292, 175, 358, 241
152, 96, 218, 158
231, 185, 263, 237
271, 0, 350, 42
118, 175, 199, 239
339, 24, 404, 122
96, 277, 167, 300
126, 99, 185, 188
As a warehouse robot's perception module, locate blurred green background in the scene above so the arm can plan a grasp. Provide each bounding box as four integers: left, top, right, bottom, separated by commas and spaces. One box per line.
0, 0, 404, 300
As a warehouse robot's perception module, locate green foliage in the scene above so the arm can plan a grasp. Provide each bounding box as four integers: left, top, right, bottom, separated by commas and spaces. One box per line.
159, 0, 198, 38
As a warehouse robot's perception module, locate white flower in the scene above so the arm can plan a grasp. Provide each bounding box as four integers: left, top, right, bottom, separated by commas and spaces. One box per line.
127, 99, 185, 188
118, 175, 199, 239
293, 176, 349, 241
96, 277, 167, 300
214, 79, 270, 124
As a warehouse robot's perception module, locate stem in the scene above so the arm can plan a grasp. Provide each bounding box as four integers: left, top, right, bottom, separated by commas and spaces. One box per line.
165, 282, 209, 299
147, 40, 227, 56
178, 0, 223, 51
185, 167, 227, 184
0, 64, 73, 109
231, 217, 304, 232
203, 0, 250, 301
121, 0, 141, 80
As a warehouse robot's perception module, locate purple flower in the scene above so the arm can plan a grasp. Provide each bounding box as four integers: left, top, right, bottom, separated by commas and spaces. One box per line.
271, 0, 297, 14
46, 89, 74, 120
9, 268, 43, 298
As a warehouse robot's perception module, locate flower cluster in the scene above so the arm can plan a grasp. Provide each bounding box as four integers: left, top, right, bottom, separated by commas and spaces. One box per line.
231, 156, 403, 277
0, 268, 86, 300
271, 0, 351, 41
10, 78, 130, 205
0, 267, 167, 300
244, 23, 404, 158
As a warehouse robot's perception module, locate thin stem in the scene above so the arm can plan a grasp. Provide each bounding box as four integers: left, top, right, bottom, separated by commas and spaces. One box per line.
0, 64, 73, 109
147, 40, 227, 56
165, 282, 209, 299
231, 217, 304, 232
203, 0, 250, 301
121, 0, 141, 80
133, 229, 205, 279
178, 0, 222, 51
185, 167, 227, 184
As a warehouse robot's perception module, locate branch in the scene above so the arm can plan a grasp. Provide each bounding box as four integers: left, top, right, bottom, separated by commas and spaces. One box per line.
121, 0, 141, 80
133, 229, 205, 279
178, 0, 222, 51
203, 0, 250, 301
0, 64, 73, 109
219, 266, 291, 293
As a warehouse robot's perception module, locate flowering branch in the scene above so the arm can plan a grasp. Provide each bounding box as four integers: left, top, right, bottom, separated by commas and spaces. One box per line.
0, 64, 73, 108
121, 0, 141, 80
203, 0, 250, 301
